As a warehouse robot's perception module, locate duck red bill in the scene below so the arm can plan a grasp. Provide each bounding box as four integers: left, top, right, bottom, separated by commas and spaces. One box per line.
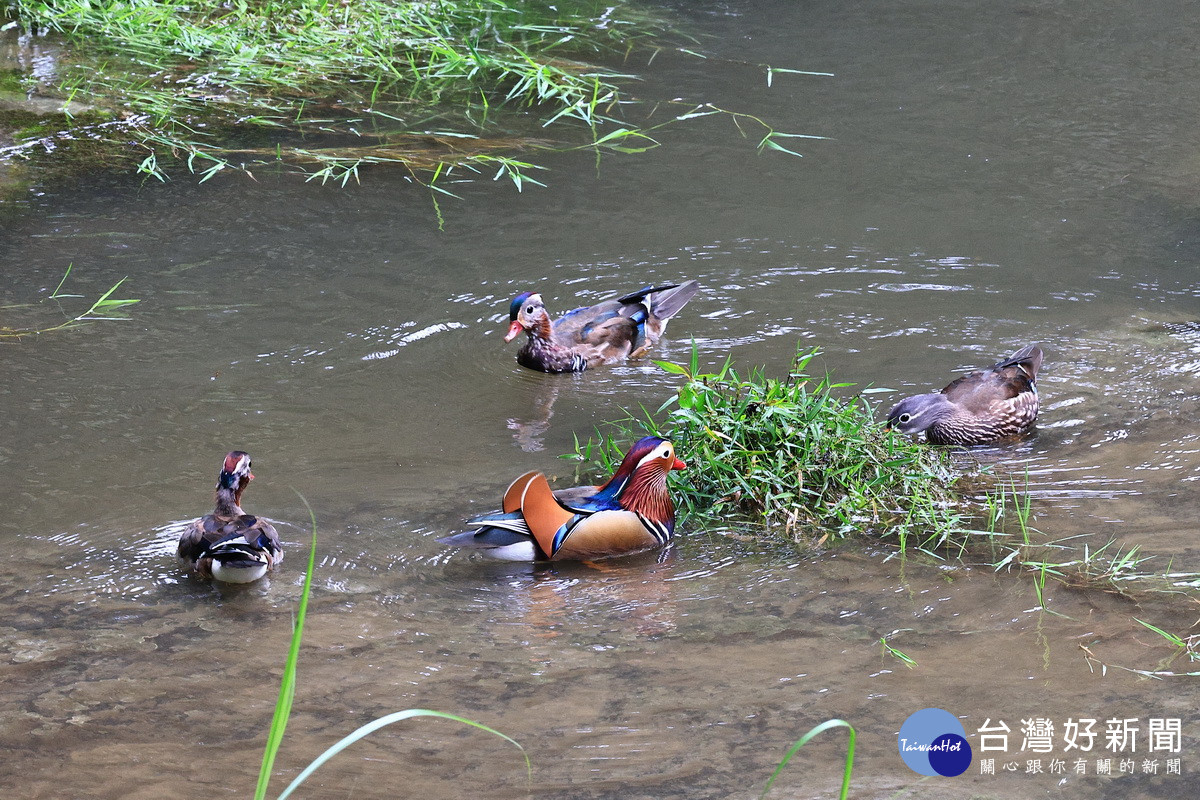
503, 320, 524, 342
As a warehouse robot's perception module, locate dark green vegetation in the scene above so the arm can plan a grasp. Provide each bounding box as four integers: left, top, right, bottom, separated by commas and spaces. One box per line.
1, 0, 815, 186
573, 347, 985, 552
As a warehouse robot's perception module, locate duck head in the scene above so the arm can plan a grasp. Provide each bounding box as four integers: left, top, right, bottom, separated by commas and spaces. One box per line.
217, 450, 254, 505
613, 436, 688, 476
601, 436, 686, 531
504, 292, 548, 341
885, 394, 954, 436
596, 436, 686, 500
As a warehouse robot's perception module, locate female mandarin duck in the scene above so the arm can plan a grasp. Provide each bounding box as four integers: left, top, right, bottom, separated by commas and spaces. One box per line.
504, 281, 700, 373
886, 344, 1044, 445
437, 436, 686, 561
177, 451, 283, 583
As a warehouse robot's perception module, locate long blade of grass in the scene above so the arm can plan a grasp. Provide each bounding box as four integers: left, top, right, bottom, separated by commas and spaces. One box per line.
275, 709, 530, 800
760, 718, 856, 800
253, 491, 319, 800
47, 263, 81, 299
1134, 618, 1186, 648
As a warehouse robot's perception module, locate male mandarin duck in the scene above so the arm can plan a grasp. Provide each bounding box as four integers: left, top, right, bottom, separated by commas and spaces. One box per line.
177, 451, 283, 583
886, 344, 1044, 445
504, 281, 700, 373
437, 436, 686, 561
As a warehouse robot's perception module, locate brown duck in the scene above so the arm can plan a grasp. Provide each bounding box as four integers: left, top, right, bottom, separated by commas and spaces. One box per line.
503, 281, 700, 373
886, 344, 1044, 445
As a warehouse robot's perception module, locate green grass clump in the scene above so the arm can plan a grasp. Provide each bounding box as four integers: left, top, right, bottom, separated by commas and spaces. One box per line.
2, 0, 802, 185
574, 346, 975, 550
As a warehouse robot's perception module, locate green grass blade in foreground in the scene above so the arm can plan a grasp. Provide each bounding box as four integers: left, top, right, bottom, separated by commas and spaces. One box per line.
252, 493, 528, 799
1134, 618, 1187, 648
760, 719, 856, 800
275, 710, 530, 800
254, 491, 318, 800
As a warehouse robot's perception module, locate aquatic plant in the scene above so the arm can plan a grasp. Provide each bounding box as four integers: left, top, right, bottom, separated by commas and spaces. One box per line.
572, 346, 974, 550
1080, 618, 1200, 679
879, 635, 918, 669
1, 264, 138, 338
1, 0, 818, 185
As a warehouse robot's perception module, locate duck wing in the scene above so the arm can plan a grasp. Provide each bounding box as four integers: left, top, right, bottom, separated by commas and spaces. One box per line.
643, 281, 700, 322
178, 513, 245, 561
992, 343, 1043, 381
551, 300, 624, 344
941, 345, 1041, 414
177, 513, 282, 575
635, 281, 701, 348
573, 314, 641, 365
177, 517, 214, 564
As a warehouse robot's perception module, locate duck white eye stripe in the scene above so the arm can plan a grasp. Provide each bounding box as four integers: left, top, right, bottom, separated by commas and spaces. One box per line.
638, 445, 671, 469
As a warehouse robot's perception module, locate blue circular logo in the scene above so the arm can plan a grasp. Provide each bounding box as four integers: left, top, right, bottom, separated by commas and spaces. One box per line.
898, 708, 973, 777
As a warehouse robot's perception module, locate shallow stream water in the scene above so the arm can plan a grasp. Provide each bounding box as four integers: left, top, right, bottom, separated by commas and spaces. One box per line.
4, 1, 1200, 798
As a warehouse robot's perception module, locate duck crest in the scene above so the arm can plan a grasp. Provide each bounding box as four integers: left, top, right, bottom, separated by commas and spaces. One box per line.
509, 291, 536, 321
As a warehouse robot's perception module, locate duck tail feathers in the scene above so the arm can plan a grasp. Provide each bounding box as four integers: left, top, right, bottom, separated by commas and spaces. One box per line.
647, 280, 700, 321
996, 343, 1043, 379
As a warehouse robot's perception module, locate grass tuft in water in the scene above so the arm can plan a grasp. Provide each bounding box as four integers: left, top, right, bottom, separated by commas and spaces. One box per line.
1081, 618, 1200, 679
572, 345, 974, 550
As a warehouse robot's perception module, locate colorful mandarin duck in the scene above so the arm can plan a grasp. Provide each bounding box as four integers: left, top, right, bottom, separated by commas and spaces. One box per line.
503, 281, 700, 373
177, 451, 283, 583
437, 436, 686, 561
886, 344, 1044, 445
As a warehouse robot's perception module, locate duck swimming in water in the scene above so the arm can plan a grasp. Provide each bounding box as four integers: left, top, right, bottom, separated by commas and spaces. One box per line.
438, 436, 685, 561
177, 451, 283, 583
886, 344, 1043, 445
504, 281, 700, 373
